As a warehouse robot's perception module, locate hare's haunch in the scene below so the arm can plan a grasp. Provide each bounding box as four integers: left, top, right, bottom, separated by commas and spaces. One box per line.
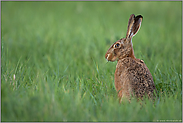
105, 14, 157, 102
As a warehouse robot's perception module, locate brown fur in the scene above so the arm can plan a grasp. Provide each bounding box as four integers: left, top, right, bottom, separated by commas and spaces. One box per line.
105, 14, 157, 102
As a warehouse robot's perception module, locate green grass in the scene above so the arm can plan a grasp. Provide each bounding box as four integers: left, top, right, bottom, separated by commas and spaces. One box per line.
1, 1, 182, 122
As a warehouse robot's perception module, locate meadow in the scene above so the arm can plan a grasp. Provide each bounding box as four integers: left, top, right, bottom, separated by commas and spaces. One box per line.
1, 1, 182, 122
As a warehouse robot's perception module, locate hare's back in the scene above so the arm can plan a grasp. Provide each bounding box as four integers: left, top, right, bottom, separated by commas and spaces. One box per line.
117, 57, 156, 98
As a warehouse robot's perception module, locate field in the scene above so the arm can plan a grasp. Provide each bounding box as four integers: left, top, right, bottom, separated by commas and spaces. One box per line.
1, 1, 182, 122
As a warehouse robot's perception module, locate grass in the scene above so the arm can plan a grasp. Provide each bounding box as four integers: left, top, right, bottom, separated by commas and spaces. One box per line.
1, 1, 182, 122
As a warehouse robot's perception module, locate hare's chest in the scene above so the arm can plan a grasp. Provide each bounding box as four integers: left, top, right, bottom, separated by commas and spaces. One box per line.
115, 58, 144, 83
115, 62, 131, 87
114, 61, 134, 97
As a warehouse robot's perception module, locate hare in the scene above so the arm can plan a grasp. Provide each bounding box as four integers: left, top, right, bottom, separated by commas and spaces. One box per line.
105, 14, 157, 102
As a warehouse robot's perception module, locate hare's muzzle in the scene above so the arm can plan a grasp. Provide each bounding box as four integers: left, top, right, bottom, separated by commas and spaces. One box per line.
105, 52, 115, 62
105, 53, 110, 61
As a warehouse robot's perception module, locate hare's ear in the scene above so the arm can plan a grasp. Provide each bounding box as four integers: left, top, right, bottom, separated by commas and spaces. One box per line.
126, 14, 143, 39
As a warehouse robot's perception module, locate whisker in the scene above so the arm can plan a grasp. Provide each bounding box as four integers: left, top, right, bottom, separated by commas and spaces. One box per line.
105, 60, 109, 64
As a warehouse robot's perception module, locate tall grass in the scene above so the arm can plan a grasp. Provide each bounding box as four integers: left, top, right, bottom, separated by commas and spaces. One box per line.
1, 1, 182, 122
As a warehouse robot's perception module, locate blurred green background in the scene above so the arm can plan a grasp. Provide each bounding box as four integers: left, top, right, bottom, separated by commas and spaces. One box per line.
1, 1, 182, 122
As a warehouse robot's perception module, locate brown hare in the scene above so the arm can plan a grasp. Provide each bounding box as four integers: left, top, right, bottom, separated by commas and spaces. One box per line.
105, 14, 157, 102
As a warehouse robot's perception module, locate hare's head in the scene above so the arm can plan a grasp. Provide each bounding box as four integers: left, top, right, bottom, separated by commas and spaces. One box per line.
105, 14, 143, 62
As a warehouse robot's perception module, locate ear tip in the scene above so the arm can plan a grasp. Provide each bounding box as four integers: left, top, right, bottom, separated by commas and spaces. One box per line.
130, 14, 135, 18
130, 14, 143, 19
136, 15, 143, 19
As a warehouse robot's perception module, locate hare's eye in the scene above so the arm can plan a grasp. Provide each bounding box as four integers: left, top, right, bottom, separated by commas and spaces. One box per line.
115, 43, 120, 48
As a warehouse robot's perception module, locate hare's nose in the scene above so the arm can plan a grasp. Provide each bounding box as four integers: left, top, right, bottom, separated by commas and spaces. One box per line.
105, 54, 110, 60
107, 54, 110, 60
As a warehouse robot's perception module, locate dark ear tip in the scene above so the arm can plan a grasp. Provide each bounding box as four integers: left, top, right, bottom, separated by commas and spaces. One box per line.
136, 15, 143, 19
